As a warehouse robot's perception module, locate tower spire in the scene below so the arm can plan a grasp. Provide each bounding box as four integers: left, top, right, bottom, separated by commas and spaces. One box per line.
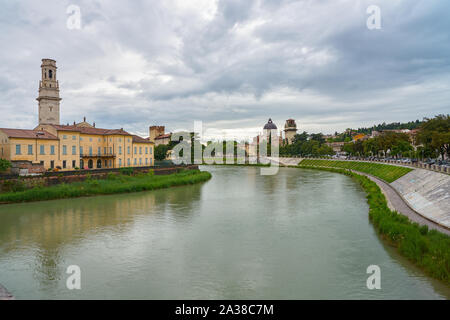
37, 58, 61, 125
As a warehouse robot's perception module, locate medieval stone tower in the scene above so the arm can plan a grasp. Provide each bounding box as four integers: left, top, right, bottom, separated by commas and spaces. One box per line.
284, 119, 298, 145
37, 59, 61, 125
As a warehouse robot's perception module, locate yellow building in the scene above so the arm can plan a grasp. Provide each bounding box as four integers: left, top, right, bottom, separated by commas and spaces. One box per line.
0, 59, 154, 172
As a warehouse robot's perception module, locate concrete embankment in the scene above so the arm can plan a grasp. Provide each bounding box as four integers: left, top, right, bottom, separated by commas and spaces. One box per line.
392, 169, 450, 229
0, 284, 14, 300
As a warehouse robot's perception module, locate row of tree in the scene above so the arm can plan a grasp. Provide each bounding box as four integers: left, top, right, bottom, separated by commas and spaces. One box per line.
343, 115, 449, 159
279, 131, 334, 157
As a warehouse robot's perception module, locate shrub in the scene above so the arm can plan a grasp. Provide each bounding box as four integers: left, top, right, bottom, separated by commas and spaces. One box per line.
119, 167, 134, 176
0, 158, 11, 173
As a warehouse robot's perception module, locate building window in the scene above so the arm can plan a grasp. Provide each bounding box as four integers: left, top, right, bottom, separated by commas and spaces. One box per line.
119, 158, 122, 167
104, 160, 108, 167
40, 145, 45, 155
80, 146, 83, 155
134, 158, 137, 165
15, 144, 21, 155
80, 137, 83, 141
127, 146, 130, 154
48, 69, 53, 79
139, 147, 142, 154
119, 146, 122, 155
72, 160, 76, 168
134, 147, 137, 154
80, 159, 84, 169
145, 147, 148, 154
109, 147, 112, 154
150, 147, 153, 155
63, 135, 67, 139
88, 159, 93, 169
89, 147, 93, 156
63, 160, 67, 169
40, 161, 44, 166
98, 147, 101, 156
28, 145, 33, 155
139, 158, 142, 165
51, 145, 55, 155
104, 147, 107, 155
62, 145, 67, 155
127, 158, 130, 166
145, 158, 148, 165
89, 138, 92, 142
72, 135, 76, 140
97, 159, 102, 168
72, 146, 76, 155
50, 160, 55, 169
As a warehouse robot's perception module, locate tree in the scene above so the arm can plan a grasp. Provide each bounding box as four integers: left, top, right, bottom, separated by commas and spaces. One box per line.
310, 133, 325, 145
154, 145, 169, 161
417, 115, 450, 159
0, 158, 11, 173
293, 131, 308, 144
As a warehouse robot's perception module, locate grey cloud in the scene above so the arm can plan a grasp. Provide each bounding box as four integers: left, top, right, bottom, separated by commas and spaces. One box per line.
0, 0, 449, 138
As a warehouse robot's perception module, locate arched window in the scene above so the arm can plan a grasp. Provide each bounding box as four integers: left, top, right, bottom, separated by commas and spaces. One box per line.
80, 159, 84, 169
48, 70, 53, 79
97, 159, 102, 168
88, 159, 93, 169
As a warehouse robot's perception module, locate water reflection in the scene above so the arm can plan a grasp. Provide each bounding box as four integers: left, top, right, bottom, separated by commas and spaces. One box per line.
0, 184, 203, 295
0, 166, 449, 299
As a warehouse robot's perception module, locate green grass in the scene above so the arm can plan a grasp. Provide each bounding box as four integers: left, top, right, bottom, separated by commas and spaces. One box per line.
0, 170, 212, 204
298, 165, 450, 284
299, 159, 412, 182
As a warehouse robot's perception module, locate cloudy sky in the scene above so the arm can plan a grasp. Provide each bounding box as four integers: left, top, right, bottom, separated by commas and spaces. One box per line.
0, 0, 449, 141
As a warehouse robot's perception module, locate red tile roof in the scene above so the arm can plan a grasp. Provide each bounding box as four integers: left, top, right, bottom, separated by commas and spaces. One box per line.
155, 133, 171, 140
132, 135, 153, 144
0, 128, 58, 140
50, 124, 131, 136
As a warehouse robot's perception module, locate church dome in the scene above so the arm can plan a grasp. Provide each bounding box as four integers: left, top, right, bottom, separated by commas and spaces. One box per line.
263, 118, 277, 130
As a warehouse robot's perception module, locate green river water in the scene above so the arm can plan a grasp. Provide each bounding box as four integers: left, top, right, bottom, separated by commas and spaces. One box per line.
0, 166, 449, 299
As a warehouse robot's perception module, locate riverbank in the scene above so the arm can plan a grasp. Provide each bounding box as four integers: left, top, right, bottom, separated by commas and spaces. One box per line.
298, 165, 450, 285
0, 170, 212, 204
299, 159, 412, 182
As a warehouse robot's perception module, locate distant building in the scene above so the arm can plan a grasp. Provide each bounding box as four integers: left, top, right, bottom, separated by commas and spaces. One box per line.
326, 141, 345, 153
283, 119, 298, 145
352, 133, 367, 142
248, 119, 282, 157
149, 126, 172, 146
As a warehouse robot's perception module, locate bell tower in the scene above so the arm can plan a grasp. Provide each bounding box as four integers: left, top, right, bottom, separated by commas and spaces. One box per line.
37, 58, 61, 125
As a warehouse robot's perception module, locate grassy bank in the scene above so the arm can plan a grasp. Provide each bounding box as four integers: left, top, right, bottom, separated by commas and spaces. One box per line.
298, 165, 450, 284
299, 159, 412, 182
0, 170, 212, 204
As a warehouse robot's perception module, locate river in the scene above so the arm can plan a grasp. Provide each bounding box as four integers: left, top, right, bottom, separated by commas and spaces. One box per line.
0, 166, 449, 299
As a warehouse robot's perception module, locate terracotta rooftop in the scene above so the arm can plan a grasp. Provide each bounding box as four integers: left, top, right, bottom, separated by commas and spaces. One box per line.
155, 133, 171, 140
50, 124, 131, 136
132, 135, 153, 144
0, 128, 58, 140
